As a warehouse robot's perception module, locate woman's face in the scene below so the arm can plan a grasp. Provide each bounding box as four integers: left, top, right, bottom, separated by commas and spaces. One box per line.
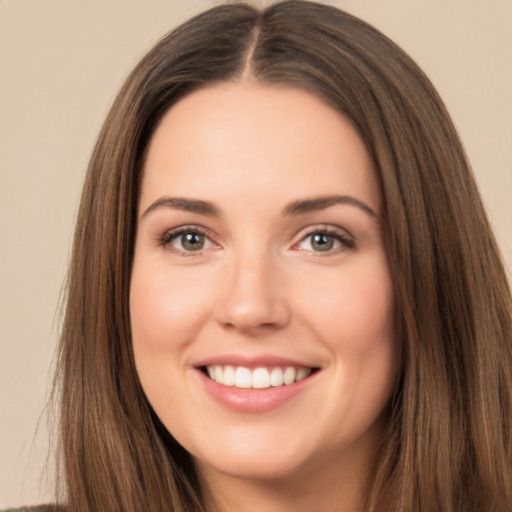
130, 83, 397, 485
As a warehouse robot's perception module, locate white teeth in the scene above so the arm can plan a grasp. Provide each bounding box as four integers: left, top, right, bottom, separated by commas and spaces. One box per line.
205, 365, 313, 389
214, 365, 223, 383
270, 367, 284, 387
234, 367, 252, 388
283, 367, 296, 385
252, 368, 270, 389
223, 365, 235, 386
296, 367, 310, 381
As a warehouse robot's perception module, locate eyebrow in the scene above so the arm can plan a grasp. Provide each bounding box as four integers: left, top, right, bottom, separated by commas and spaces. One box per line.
282, 195, 377, 218
141, 196, 220, 219
140, 194, 377, 220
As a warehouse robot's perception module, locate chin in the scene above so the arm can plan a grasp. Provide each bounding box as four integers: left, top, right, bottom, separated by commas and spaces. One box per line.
195, 449, 312, 483
186, 426, 318, 482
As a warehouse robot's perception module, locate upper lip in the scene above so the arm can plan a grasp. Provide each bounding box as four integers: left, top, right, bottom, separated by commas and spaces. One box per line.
194, 354, 321, 369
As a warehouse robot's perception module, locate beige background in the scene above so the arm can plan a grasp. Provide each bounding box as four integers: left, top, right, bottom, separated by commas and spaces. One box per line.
1, 0, 511, 507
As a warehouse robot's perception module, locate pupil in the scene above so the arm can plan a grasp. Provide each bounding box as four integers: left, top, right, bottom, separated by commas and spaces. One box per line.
312, 233, 333, 251
182, 233, 204, 251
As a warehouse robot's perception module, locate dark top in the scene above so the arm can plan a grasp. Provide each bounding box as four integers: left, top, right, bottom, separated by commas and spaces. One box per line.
1, 507, 62, 512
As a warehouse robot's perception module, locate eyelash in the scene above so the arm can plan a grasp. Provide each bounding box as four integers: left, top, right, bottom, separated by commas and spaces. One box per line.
157, 225, 215, 256
295, 226, 355, 254
157, 225, 355, 256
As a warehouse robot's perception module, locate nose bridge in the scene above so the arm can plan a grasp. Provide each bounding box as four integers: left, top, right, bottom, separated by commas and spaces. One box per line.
215, 237, 289, 333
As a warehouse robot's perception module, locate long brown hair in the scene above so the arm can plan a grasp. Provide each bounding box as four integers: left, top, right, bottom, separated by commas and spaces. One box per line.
54, 1, 512, 510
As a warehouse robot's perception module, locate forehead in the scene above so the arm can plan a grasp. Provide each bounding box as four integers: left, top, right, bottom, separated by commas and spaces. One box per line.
141, 82, 380, 214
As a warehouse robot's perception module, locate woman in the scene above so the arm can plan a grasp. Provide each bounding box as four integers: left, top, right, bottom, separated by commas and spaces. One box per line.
18, 1, 512, 511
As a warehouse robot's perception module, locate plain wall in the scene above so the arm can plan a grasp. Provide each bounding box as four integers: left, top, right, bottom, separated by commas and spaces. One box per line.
1, 0, 511, 506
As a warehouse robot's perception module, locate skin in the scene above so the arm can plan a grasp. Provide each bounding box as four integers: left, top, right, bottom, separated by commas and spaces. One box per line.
130, 82, 398, 512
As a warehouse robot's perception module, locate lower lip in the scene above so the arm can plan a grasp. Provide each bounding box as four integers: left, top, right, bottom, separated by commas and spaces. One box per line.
196, 369, 317, 413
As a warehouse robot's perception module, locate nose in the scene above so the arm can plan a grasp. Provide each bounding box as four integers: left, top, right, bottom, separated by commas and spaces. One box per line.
214, 250, 291, 335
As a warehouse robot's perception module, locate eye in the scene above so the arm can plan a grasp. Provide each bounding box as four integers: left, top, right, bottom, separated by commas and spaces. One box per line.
296, 229, 354, 253
159, 227, 216, 254
174, 232, 209, 251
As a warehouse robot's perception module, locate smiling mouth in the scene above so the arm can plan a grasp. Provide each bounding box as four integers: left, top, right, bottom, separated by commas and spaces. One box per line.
201, 365, 319, 389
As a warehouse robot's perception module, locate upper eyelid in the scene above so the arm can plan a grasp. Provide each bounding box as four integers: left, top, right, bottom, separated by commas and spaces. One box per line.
293, 223, 354, 241
161, 224, 214, 237
158, 225, 217, 245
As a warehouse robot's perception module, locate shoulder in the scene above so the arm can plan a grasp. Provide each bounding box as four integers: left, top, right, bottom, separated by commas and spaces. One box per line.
1, 506, 64, 512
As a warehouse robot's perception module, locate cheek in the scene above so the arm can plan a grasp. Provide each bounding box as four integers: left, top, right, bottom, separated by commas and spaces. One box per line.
129, 260, 214, 355
302, 260, 395, 350
301, 259, 397, 433
129, 260, 214, 423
